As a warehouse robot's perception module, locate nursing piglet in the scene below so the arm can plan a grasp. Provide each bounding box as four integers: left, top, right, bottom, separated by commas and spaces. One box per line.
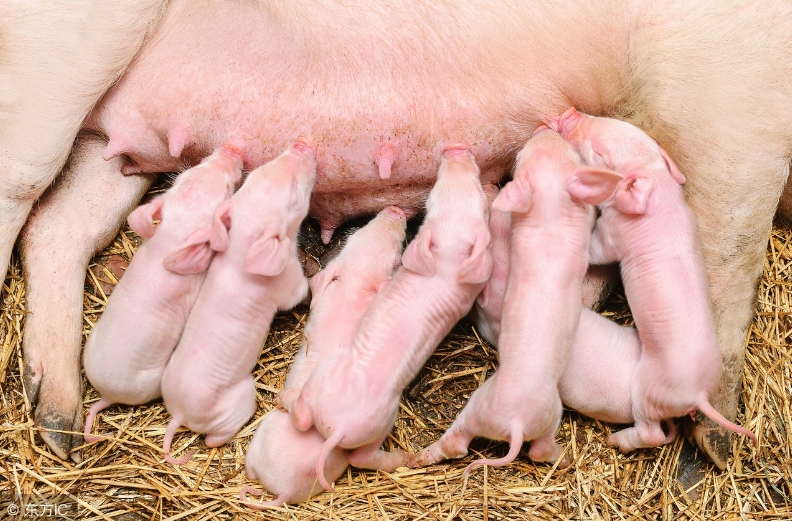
160, 141, 315, 464
241, 206, 407, 508
408, 129, 622, 473
83, 145, 242, 441
287, 145, 493, 491
469, 185, 647, 428
554, 108, 757, 455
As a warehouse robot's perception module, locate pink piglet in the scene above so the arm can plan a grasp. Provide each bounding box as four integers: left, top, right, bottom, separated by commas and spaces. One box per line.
159, 140, 316, 464
83, 145, 242, 441
241, 206, 406, 508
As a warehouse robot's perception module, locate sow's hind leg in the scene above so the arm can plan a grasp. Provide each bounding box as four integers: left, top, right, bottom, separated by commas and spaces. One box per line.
19, 134, 153, 462
624, 1, 792, 469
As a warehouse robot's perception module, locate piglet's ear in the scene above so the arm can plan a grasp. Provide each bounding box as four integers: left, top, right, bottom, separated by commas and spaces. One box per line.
492, 179, 532, 213
658, 146, 686, 184
309, 262, 340, 309
567, 167, 623, 205
163, 227, 214, 274
210, 200, 233, 252
402, 228, 435, 277
128, 197, 164, 239
614, 170, 658, 216
290, 395, 314, 432
244, 224, 291, 276
458, 230, 492, 284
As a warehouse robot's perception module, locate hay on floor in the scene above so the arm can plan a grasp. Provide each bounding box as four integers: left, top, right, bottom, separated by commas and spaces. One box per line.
1, 219, 791, 520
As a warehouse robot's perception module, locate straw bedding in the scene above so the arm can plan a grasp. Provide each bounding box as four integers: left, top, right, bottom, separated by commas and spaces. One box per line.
1, 207, 790, 519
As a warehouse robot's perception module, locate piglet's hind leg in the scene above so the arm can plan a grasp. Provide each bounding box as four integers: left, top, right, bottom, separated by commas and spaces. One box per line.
528, 431, 570, 469
348, 438, 407, 473
605, 420, 669, 453
407, 428, 472, 468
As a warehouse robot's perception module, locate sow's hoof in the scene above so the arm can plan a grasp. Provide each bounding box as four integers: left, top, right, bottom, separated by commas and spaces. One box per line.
680, 413, 731, 471
23, 359, 84, 463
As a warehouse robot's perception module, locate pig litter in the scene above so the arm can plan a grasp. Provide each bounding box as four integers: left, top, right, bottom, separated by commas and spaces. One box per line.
0, 199, 790, 519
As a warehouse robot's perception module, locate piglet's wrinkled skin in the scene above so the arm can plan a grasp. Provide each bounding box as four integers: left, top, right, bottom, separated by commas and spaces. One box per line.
160, 141, 316, 465
409, 130, 622, 473
82, 146, 242, 442
288, 146, 492, 491
555, 109, 757, 456
242, 206, 406, 508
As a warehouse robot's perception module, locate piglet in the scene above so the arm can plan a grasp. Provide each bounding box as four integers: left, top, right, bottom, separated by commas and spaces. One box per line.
408, 129, 622, 473
159, 140, 316, 464
468, 185, 652, 429
241, 206, 407, 508
554, 108, 757, 456
82, 145, 242, 442
287, 145, 493, 491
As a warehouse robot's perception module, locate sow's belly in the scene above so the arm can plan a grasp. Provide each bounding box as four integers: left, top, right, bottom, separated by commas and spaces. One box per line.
88, 0, 627, 240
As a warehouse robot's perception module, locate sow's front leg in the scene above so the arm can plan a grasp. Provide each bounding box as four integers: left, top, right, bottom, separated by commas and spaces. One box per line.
625, 1, 792, 469
19, 134, 153, 462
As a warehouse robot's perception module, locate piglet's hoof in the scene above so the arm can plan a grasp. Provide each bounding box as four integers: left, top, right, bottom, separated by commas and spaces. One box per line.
23, 360, 84, 463
682, 414, 731, 471
556, 452, 572, 470
405, 450, 430, 469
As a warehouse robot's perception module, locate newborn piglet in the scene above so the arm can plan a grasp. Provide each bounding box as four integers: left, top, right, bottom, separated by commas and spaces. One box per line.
83, 145, 242, 441
287, 145, 493, 491
555, 108, 757, 462
160, 140, 316, 464
409, 129, 621, 474
469, 185, 672, 436
241, 206, 406, 508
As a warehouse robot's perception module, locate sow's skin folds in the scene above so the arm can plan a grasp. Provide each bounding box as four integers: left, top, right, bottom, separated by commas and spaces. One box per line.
408, 130, 622, 474
82, 145, 242, 442
240, 206, 407, 509
159, 141, 316, 465
287, 145, 493, 492
554, 108, 757, 457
